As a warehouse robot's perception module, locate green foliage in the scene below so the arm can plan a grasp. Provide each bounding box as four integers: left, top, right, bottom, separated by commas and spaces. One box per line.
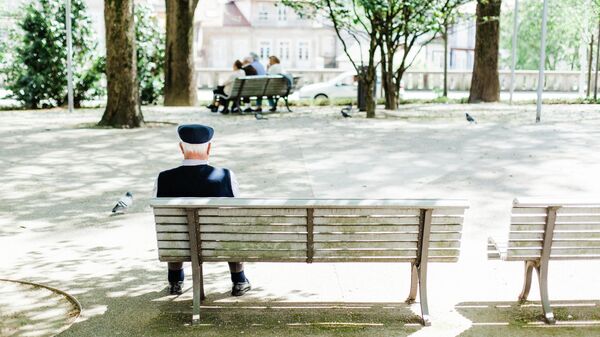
500, 0, 592, 70
135, 4, 165, 105
1, 0, 103, 108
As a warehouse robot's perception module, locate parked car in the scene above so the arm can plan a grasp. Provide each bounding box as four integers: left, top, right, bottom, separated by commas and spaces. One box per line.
298, 71, 358, 100
298, 71, 404, 101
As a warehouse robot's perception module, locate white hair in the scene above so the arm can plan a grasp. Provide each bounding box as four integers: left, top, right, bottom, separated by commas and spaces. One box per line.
180, 141, 209, 154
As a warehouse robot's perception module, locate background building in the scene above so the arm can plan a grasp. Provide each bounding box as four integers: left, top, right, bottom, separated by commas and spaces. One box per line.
195, 0, 339, 69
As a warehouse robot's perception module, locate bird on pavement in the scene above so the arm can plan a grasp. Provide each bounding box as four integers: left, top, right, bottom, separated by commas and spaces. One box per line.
254, 112, 268, 120
112, 192, 133, 213
465, 113, 477, 124
341, 105, 352, 118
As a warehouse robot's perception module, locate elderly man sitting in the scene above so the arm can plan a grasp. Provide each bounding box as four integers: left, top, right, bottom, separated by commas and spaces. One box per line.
154, 124, 251, 296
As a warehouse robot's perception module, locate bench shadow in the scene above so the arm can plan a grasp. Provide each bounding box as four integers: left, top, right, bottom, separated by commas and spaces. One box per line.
456, 300, 600, 336
152, 299, 422, 337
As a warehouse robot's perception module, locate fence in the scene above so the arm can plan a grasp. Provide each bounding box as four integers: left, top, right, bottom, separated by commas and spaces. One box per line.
196, 68, 585, 92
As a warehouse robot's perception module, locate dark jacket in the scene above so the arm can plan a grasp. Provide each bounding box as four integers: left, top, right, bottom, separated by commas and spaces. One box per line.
242, 64, 257, 76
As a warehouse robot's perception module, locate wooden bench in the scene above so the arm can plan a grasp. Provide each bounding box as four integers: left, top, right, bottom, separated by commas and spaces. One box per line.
226, 75, 297, 112
150, 198, 469, 325
488, 198, 600, 324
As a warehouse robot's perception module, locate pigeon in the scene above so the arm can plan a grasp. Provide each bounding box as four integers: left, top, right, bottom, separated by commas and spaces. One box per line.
254, 112, 268, 120
465, 113, 477, 124
112, 192, 133, 213
341, 105, 352, 118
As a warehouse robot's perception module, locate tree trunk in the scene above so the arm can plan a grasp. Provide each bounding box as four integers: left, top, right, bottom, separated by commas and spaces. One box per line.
364, 35, 378, 118
380, 43, 397, 110
99, 0, 143, 128
468, 0, 501, 103
164, 0, 199, 106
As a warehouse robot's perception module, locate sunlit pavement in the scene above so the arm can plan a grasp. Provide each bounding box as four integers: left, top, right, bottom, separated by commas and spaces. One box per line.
1, 104, 600, 336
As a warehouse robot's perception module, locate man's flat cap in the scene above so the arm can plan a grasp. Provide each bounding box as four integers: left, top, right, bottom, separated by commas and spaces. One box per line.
177, 124, 214, 144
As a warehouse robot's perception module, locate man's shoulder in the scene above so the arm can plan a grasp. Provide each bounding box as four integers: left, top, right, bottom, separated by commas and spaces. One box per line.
158, 166, 183, 177
158, 165, 231, 176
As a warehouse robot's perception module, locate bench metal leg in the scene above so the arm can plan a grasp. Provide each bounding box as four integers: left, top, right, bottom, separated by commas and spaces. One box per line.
518, 260, 536, 302
536, 261, 555, 324
417, 263, 431, 326
406, 262, 418, 304
191, 260, 201, 325
284, 97, 292, 112
200, 262, 205, 301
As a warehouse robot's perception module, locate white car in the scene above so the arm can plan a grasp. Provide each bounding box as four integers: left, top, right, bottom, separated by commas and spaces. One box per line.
298, 71, 358, 100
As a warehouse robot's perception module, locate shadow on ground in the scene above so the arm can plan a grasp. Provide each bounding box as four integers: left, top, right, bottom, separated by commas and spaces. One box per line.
456, 300, 600, 336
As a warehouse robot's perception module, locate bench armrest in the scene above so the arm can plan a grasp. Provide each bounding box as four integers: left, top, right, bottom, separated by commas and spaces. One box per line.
487, 237, 507, 261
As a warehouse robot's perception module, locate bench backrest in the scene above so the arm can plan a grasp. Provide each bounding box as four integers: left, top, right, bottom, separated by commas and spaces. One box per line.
507, 198, 600, 260
151, 198, 468, 264
229, 75, 292, 98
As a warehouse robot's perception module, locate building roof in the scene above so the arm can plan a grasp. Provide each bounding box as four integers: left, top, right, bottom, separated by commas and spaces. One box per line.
223, 1, 250, 27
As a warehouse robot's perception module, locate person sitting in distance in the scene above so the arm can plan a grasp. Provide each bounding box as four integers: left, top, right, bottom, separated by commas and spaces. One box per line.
207, 60, 245, 113
240, 56, 259, 113
266, 55, 286, 112
154, 124, 251, 296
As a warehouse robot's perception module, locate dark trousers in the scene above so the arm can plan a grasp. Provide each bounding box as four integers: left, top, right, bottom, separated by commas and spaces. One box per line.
168, 262, 244, 273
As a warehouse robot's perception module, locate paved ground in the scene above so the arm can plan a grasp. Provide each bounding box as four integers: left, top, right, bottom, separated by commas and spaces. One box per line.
1, 104, 600, 336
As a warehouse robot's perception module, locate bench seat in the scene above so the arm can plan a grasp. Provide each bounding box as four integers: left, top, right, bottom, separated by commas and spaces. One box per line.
151, 198, 469, 326
488, 198, 600, 324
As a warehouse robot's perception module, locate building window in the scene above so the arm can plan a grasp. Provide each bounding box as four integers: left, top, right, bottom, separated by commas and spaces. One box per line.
277, 6, 287, 21
278, 41, 290, 61
297, 41, 309, 61
258, 3, 268, 21
259, 40, 272, 61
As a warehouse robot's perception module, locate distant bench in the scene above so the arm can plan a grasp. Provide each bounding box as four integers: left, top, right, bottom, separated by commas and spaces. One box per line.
223, 75, 298, 112
150, 198, 469, 326
488, 198, 600, 324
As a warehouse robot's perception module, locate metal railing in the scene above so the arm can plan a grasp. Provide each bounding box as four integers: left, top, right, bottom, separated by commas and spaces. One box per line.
196, 68, 585, 92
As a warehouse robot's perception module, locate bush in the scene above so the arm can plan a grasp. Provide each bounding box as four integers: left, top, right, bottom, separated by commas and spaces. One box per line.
1, 0, 103, 108
135, 4, 165, 105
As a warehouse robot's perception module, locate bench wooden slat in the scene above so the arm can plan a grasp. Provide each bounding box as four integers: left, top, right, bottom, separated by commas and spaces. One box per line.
312, 208, 465, 216
200, 224, 307, 233
313, 208, 421, 216
156, 224, 188, 233
158, 249, 192, 257
314, 216, 462, 225
313, 241, 459, 249
198, 208, 307, 216
154, 208, 187, 216
314, 224, 461, 233
556, 215, 600, 222
155, 216, 188, 224
314, 233, 418, 241
510, 230, 600, 240
509, 239, 600, 248
314, 216, 419, 225
159, 256, 190, 262
314, 248, 459, 258
201, 233, 307, 241
314, 225, 419, 233
157, 233, 189, 241
150, 198, 470, 209
511, 207, 548, 215
203, 257, 308, 263
202, 241, 306, 250
558, 207, 600, 214
201, 250, 307, 258
511, 216, 547, 224
507, 224, 600, 231
314, 249, 417, 257
199, 216, 306, 225
158, 241, 190, 249
313, 232, 460, 241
